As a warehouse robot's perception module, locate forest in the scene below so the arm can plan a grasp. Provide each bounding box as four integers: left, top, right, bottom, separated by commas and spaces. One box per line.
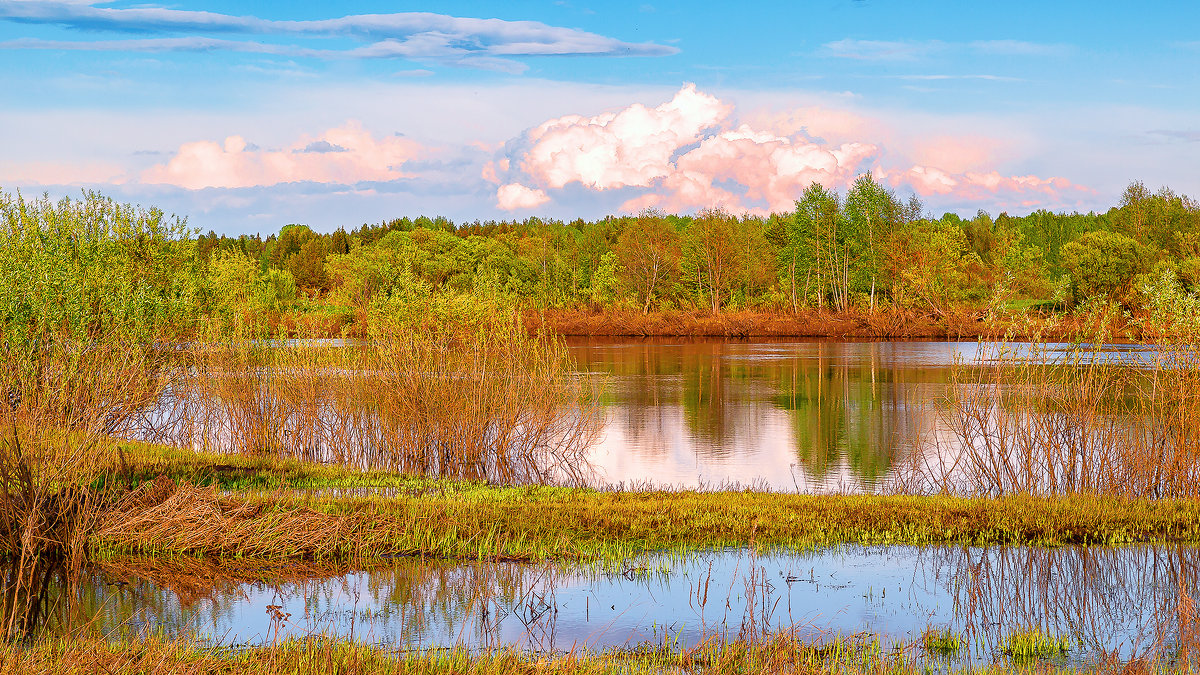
177, 175, 1200, 337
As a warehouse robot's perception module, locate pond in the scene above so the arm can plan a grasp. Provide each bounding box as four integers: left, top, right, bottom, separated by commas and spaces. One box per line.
50, 544, 1200, 668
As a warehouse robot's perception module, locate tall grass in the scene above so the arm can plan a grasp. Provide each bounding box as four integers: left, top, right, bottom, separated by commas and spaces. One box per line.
897, 338, 1200, 498
158, 314, 602, 485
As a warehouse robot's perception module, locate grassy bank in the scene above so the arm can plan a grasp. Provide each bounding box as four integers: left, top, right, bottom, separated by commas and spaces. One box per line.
0, 631, 1142, 675
94, 441, 1200, 562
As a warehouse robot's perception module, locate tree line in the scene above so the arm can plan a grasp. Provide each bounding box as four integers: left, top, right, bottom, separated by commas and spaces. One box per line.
5, 175, 1200, 341
193, 176, 1200, 319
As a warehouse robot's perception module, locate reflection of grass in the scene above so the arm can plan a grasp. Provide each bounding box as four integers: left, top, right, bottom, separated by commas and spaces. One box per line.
95, 439, 1200, 563
920, 627, 962, 656
1001, 627, 1070, 663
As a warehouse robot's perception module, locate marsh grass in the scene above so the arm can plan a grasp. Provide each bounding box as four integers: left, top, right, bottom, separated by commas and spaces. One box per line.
87, 444, 1200, 561
5, 628, 1194, 674
1000, 627, 1071, 663
921, 626, 963, 656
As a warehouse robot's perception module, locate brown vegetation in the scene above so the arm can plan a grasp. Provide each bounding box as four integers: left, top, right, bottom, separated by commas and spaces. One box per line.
0, 331, 172, 639
898, 340, 1200, 498
525, 307, 992, 339
160, 318, 601, 485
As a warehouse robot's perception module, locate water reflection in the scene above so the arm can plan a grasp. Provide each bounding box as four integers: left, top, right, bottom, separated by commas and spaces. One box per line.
573, 340, 961, 490
14, 545, 1196, 667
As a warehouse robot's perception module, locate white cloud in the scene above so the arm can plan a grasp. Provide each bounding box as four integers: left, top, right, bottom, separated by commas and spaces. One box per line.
495, 84, 1093, 215
496, 183, 549, 210
519, 83, 730, 191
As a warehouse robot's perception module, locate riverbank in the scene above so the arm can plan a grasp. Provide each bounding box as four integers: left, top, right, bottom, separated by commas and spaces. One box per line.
520, 307, 1150, 341
94, 441, 1200, 562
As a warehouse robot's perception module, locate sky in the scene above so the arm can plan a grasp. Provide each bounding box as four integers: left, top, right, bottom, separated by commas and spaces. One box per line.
2, 0, 1198, 235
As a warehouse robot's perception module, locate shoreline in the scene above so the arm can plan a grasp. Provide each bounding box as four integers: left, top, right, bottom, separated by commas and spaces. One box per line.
521, 308, 1141, 341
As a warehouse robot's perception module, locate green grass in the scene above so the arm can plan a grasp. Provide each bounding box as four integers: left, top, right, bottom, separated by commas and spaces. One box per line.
92, 440, 1200, 563
921, 627, 963, 657
1000, 628, 1071, 663
115, 441, 436, 492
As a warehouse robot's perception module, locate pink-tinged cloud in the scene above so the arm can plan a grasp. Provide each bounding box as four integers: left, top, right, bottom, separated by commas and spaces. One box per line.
520, 83, 731, 190
141, 121, 421, 189
496, 84, 1094, 215
888, 165, 1091, 202
496, 183, 549, 210
0, 159, 128, 186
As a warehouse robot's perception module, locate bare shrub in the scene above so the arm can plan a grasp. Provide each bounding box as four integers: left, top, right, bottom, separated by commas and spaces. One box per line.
895, 339, 1200, 498
0, 331, 170, 639
164, 315, 602, 485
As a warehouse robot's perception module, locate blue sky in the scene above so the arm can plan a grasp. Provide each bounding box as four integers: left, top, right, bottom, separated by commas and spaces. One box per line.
2, 0, 1198, 234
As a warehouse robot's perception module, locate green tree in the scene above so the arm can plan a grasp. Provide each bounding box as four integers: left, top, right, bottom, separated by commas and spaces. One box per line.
1060, 230, 1148, 303
289, 236, 328, 292
686, 209, 741, 313
615, 210, 682, 313
844, 173, 904, 310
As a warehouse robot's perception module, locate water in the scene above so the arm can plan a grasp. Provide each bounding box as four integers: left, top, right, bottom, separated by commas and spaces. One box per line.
62, 544, 1200, 667
137, 337, 1165, 493
573, 339, 970, 491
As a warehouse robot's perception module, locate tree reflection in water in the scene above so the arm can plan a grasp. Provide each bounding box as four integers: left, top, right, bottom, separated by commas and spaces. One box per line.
572, 339, 946, 490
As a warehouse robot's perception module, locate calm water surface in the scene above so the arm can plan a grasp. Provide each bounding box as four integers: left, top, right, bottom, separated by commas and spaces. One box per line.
66, 545, 1196, 667
571, 339, 979, 491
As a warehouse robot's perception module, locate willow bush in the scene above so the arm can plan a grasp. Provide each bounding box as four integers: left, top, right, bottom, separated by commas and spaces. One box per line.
164, 305, 602, 485
897, 338, 1200, 498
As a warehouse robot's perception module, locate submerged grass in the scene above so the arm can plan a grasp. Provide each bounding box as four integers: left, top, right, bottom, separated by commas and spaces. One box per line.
91, 440, 1200, 562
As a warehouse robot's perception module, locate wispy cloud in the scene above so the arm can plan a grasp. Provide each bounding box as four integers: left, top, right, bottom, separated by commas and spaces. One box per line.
822, 38, 1069, 61
892, 74, 1023, 82
0, 1, 677, 71
822, 39, 932, 61
1147, 129, 1200, 143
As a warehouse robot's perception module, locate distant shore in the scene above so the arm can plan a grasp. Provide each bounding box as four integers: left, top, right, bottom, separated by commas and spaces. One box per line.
521, 308, 1138, 341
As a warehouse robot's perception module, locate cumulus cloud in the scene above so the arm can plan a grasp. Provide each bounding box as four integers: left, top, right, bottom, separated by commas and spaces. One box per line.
519, 83, 730, 190
141, 121, 422, 189
496, 183, 549, 210
0, 2, 676, 72
492, 84, 1092, 215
